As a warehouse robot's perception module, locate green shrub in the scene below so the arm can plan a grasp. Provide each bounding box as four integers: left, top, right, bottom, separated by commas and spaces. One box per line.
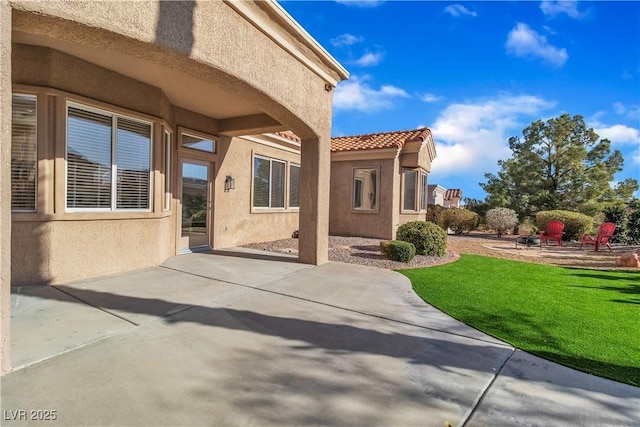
388, 240, 416, 262
426, 204, 446, 227
442, 208, 478, 235
396, 221, 447, 256
536, 210, 593, 241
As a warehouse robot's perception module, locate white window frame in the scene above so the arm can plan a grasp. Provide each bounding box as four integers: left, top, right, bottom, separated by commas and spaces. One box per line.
420, 172, 428, 211
402, 169, 418, 212
181, 131, 216, 153
352, 167, 379, 213
65, 101, 153, 213
252, 155, 287, 210
11, 93, 38, 213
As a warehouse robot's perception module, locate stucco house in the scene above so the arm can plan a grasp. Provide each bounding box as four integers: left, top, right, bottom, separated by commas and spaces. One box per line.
427, 184, 447, 206
1, 0, 348, 373
329, 128, 437, 240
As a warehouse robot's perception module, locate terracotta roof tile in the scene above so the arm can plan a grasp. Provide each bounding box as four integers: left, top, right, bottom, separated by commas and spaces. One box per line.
273, 131, 301, 143
330, 128, 432, 152
444, 189, 462, 200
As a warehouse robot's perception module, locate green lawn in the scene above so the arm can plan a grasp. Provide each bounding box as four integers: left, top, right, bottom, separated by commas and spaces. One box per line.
400, 254, 640, 386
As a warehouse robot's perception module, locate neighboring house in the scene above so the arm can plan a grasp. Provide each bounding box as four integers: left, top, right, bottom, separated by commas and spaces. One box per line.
329, 128, 437, 240
427, 184, 447, 206
1, 0, 348, 373
444, 188, 463, 208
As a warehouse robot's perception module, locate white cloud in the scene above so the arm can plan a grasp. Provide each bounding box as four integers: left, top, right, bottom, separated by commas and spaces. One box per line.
330, 33, 364, 48
506, 23, 568, 67
594, 124, 640, 145
444, 4, 477, 17
352, 52, 384, 67
333, 75, 410, 112
428, 95, 555, 179
613, 102, 626, 115
420, 93, 443, 103
540, 1, 585, 19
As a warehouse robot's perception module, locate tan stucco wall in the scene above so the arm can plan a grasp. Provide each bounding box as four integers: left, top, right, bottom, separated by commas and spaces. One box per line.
1, 0, 12, 374
329, 159, 396, 240
400, 149, 432, 172
12, 218, 174, 285
214, 138, 300, 248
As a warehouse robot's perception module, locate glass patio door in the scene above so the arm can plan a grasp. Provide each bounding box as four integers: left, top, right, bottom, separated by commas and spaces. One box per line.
180, 160, 211, 252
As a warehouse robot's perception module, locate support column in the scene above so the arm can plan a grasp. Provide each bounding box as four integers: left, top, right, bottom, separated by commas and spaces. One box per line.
0, 0, 12, 374
298, 135, 330, 265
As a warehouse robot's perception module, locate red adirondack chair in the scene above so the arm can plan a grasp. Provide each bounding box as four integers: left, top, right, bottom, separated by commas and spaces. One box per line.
579, 222, 616, 252
539, 220, 564, 247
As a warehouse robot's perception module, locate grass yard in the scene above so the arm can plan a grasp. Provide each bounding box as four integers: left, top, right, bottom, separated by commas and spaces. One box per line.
400, 254, 640, 386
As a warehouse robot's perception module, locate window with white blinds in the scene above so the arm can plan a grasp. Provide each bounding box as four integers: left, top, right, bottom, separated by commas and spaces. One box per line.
252, 155, 287, 209
289, 164, 300, 208
11, 94, 38, 212
66, 103, 152, 211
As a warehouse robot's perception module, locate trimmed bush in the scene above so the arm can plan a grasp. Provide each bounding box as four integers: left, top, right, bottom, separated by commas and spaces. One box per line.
426, 204, 446, 227
536, 210, 592, 241
442, 208, 479, 235
486, 207, 518, 238
388, 240, 416, 263
396, 221, 447, 256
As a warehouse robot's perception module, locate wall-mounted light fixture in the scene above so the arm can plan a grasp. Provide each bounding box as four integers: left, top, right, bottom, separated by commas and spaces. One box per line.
224, 175, 235, 192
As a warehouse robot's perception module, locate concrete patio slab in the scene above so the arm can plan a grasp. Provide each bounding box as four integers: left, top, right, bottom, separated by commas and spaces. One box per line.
258, 261, 506, 345
56, 266, 247, 326
10, 286, 133, 369
2, 251, 639, 426
467, 350, 640, 426
161, 249, 310, 287
2, 278, 513, 426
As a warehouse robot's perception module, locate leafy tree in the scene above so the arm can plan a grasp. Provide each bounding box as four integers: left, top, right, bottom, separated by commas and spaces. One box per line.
480, 114, 637, 218
627, 199, 640, 245
441, 208, 478, 235
486, 207, 518, 238
603, 205, 629, 244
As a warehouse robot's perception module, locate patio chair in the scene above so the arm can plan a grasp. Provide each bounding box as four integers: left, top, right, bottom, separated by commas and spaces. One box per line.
539, 220, 564, 247
579, 222, 616, 252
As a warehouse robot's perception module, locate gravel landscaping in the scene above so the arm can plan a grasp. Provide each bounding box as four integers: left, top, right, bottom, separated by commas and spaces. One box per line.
244, 233, 640, 270
244, 235, 456, 269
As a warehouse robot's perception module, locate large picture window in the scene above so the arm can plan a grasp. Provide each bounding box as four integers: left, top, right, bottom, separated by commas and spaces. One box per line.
11, 94, 38, 212
353, 168, 378, 211
66, 103, 152, 211
253, 156, 286, 209
289, 164, 300, 208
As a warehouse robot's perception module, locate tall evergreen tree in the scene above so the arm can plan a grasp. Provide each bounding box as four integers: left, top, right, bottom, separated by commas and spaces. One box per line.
481, 114, 637, 217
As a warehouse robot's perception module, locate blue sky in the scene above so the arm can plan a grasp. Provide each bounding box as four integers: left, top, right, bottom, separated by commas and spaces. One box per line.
280, 0, 640, 201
